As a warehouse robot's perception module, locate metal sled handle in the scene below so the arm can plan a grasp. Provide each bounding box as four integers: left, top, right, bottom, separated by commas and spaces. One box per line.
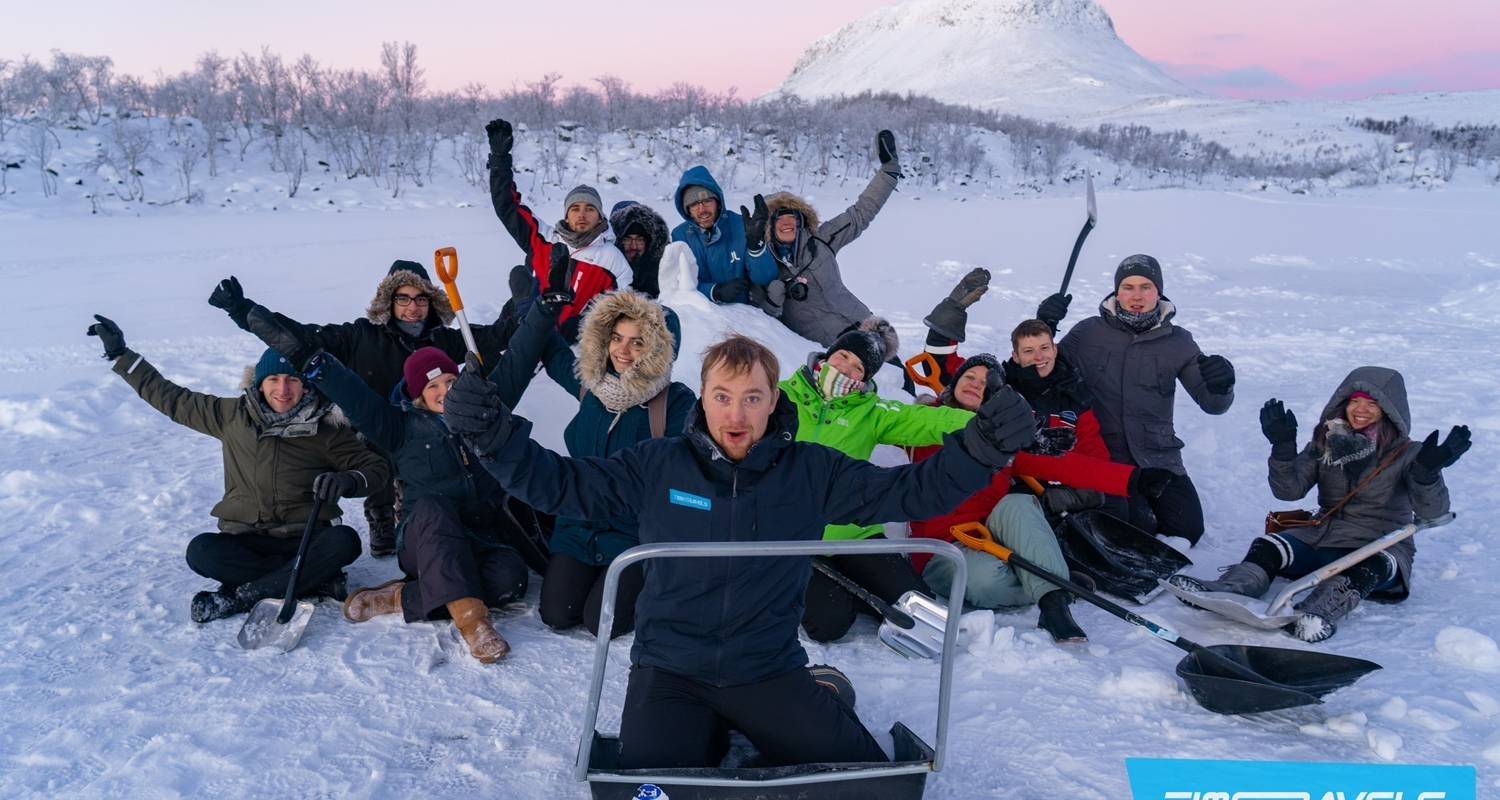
574, 538, 969, 784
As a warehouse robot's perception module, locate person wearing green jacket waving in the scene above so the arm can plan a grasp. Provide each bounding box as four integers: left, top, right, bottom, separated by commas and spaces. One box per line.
781, 317, 976, 642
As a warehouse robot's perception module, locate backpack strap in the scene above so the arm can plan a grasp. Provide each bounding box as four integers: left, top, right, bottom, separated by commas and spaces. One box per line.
648, 389, 668, 439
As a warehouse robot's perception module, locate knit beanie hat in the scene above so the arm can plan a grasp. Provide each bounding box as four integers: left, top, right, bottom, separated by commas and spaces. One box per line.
388, 259, 430, 282
1114, 254, 1163, 295
564, 184, 602, 213
253, 348, 298, 385
403, 346, 459, 400
939, 353, 1002, 407
681, 185, 715, 208
824, 316, 899, 381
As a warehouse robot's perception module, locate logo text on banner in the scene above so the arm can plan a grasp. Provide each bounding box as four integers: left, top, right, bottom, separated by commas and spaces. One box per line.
1125, 757, 1475, 800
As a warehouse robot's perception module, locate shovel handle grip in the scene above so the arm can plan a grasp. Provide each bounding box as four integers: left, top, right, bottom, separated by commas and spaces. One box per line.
904, 352, 945, 395
949, 522, 1013, 562
434, 247, 464, 312
1017, 475, 1046, 496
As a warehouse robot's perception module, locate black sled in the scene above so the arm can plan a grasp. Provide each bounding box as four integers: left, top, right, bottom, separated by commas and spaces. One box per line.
1054, 510, 1192, 603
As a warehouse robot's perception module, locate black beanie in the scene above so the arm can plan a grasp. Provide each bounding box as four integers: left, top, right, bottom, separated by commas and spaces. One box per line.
389, 259, 430, 282
940, 353, 1002, 407
1114, 254, 1163, 295
825, 317, 899, 380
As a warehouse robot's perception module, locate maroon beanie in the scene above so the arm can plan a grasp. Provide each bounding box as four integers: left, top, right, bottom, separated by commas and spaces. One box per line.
403, 347, 459, 399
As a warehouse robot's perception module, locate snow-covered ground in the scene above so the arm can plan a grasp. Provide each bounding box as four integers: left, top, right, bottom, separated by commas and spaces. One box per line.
2, 169, 1498, 797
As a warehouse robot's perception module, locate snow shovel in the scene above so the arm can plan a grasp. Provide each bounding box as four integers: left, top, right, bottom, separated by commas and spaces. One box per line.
1160, 512, 1455, 630
812, 558, 947, 660
1057, 174, 1097, 297
236, 494, 327, 652
434, 246, 481, 362
903, 352, 946, 395
950, 522, 1383, 715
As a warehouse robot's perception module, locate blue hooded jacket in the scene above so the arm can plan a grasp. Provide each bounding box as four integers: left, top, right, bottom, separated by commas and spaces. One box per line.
670, 166, 777, 300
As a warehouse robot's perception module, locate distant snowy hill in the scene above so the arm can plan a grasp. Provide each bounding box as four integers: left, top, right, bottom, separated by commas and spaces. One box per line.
772, 0, 1198, 120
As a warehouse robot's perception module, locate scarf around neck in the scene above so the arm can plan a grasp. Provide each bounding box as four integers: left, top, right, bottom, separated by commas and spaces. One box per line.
590, 369, 670, 416
251, 391, 323, 439
1115, 304, 1163, 333
1321, 418, 1379, 466
555, 217, 608, 250
813, 360, 864, 399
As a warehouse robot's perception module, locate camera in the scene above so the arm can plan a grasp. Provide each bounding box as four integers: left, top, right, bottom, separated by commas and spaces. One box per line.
785, 279, 809, 302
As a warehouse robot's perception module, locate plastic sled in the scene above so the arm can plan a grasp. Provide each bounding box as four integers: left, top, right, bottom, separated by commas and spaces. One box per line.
1055, 510, 1192, 602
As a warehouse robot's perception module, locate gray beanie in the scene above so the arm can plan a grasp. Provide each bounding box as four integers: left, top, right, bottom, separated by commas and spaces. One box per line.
1115, 254, 1163, 295
564, 184, 602, 214
681, 185, 715, 208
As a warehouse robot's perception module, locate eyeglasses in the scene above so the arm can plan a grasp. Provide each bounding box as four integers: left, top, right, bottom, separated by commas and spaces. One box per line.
393, 294, 431, 307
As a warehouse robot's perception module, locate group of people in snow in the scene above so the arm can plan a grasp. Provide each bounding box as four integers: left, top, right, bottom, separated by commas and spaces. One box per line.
85, 115, 1469, 771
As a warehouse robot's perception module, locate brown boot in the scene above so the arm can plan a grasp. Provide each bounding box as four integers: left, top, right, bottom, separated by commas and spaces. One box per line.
342, 579, 404, 622
447, 597, 510, 663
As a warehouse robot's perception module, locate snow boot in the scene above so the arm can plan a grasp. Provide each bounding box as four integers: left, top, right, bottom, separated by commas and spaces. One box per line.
1287, 575, 1362, 643
191, 587, 253, 623
1168, 561, 1271, 599
311, 571, 349, 602
365, 504, 397, 558
808, 664, 857, 710
342, 578, 404, 622
1037, 590, 1088, 644
448, 597, 510, 663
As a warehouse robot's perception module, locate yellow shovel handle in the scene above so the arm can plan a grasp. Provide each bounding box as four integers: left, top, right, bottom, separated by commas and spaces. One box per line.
904, 352, 945, 394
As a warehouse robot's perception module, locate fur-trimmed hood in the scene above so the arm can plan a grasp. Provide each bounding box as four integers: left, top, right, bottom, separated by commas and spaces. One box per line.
366, 270, 456, 327
1320, 366, 1412, 438
609, 201, 670, 266
574, 290, 682, 397
763, 192, 821, 236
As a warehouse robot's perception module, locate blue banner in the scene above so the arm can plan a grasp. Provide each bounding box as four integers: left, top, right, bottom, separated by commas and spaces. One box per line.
1125, 757, 1475, 800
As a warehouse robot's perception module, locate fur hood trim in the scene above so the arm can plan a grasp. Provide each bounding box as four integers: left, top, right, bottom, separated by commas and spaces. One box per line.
764, 192, 821, 236
366, 270, 456, 326
609, 202, 670, 265
239, 365, 348, 428
574, 291, 679, 396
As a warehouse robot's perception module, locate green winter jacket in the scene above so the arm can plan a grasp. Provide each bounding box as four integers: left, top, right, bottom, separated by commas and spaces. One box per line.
112, 349, 389, 536
780, 361, 973, 540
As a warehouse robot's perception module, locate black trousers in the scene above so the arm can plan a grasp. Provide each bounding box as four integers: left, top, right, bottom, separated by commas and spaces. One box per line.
617, 665, 888, 770
185, 526, 360, 598
1102, 470, 1206, 545
396, 496, 528, 623
539, 553, 646, 638
802, 535, 929, 643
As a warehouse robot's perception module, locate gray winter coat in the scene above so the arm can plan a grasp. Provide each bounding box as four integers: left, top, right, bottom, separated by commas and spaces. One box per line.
1058, 297, 1233, 472
760, 168, 897, 347
1269, 366, 1450, 599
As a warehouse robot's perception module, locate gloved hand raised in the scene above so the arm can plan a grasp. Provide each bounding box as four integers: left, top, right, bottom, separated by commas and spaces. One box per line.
1413, 425, 1471, 479
86, 314, 127, 360
245, 306, 315, 370
1259, 398, 1298, 452
313, 470, 365, 501
443, 354, 515, 458
876, 129, 902, 177
741, 194, 769, 254
1197, 354, 1235, 394
208, 275, 254, 327
923, 268, 991, 342
541, 246, 576, 314
1036, 292, 1072, 330
485, 118, 513, 155
960, 384, 1036, 469
711, 277, 751, 304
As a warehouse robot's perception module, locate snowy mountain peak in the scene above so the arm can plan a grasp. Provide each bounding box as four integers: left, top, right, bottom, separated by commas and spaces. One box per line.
775, 0, 1195, 121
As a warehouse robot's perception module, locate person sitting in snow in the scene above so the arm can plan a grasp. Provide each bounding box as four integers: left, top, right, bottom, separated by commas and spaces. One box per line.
207, 262, 515, 558
86, 315, 388, 624
670, 165, 776, 305
754, 129, 903, 348
486, 117, 631, 342
439, 332, 1037, 768
780, 317, 973, 643
233, 301, 561, 663
609, 200, 671, 298
1035, 254, 1235, 548
1171, 367, 1466, 642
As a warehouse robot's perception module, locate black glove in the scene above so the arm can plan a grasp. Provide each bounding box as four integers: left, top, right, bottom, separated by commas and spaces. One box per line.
86, 314, 127, 360
1128, 467, 1175, 500
244, 306, 314, 370
1197, 354, 1235, 394
876, 129, 899, 166
508, 263, 536, 302
485, 118, 513, 155
1259, 398, 1298, 452
1414, 425, 1471, 475
442, 354, 514, 458
542, 246, 575, 313
960, 385, 1036, 469
1037, 292, 1072, 329
313, 470, 364, 501
1042, 486, 1105, 515
208, 275, 254, 327
711, 278, 751, 304
923, 268, 991, 342
741, 194, 769, 253
1027, 425, 1077, 456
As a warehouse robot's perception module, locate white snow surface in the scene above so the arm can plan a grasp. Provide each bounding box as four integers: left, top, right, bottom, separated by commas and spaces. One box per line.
2, 160, 1499, 797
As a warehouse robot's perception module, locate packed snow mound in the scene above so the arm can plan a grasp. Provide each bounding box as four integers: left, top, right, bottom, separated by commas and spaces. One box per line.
1435, 626, 1500, 672
773, 0, 1196, 120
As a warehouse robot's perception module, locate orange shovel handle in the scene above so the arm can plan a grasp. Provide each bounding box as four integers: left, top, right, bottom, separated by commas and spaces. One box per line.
949, 522, 1014, 562
434, 247, 463, 311
1018, 475, 1046, 496
904, 352, 945, 394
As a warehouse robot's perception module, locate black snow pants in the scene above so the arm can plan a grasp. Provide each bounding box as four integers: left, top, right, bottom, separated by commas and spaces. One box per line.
617, 665, 888, 770
395, 496, 528, 623
539, 553, 646, 638
801, 534, 930, 643
1103, 470, 1206, 545
185, 526, 360, 598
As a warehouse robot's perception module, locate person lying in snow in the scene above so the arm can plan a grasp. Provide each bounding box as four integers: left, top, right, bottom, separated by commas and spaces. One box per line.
234, 303, 559, 664
670, 165, 777, 305
486, 117, 631, 343
1036, 254, 1236, 549
207, 261, 515, 557
508, 289, 695, 639
440, 333, 1036, 769
1171, 367, 1466, 643
753, 129, 903, 348
86, 315, 388, 624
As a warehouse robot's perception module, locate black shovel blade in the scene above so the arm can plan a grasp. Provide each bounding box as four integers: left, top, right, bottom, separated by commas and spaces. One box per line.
1175, 644, 1382, 715
1057, 511, 1193, 602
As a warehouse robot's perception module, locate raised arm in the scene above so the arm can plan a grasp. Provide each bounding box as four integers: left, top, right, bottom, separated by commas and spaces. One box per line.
89, 314, 235, 438
485, 119, 550, 258
301, 351, 406, 453
485, 299, 578, 405
209, 275, 359, 363
1177, 331, 1234, 415
818, 133, 900, 252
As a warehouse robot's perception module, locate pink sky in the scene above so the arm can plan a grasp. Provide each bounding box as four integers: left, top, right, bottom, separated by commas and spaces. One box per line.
3, 0, 1497, 100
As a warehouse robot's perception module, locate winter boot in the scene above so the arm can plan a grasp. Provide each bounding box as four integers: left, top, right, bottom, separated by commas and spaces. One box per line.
365, 503, 397, 558
191, 588, 252, 624
1287, 575, 1362, 643
808, 664, 857, 710
1168, 561, 1271, 599
311, 571, 349, 602
1037, 590, 1088, 644
448, 597, 510, 663
342, 579, 404, 622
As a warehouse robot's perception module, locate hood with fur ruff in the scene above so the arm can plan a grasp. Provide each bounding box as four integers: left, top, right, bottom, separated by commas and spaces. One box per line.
574, 290, 681, 396
762, 192, 821, 243
366, 270, 456, 326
